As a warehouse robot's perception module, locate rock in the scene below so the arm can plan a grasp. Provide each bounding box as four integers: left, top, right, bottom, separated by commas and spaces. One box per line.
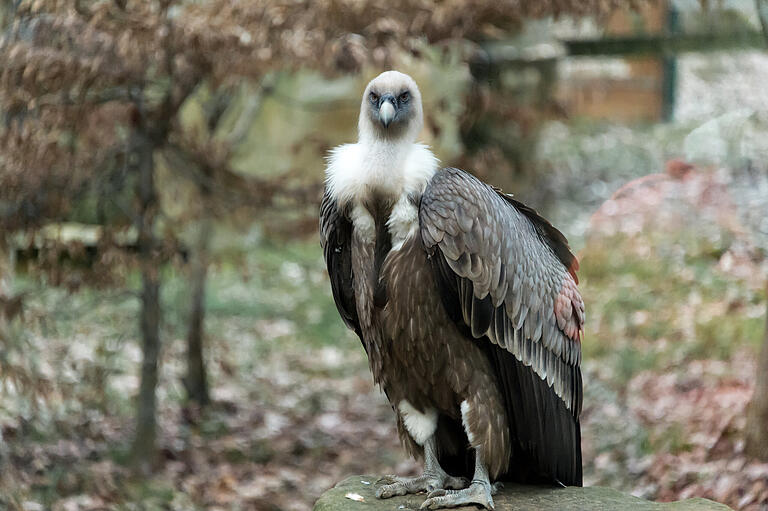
313, 476, 733, 511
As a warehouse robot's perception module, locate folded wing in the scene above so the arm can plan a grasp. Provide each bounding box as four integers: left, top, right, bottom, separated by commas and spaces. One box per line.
420, 167, 584, 485
320, 190, 362, 340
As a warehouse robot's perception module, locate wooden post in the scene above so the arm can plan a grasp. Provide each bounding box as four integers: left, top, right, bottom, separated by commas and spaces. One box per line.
661, 4, 680, 122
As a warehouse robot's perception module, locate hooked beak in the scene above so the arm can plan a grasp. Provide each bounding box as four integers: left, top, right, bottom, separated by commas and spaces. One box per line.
378, 95, 396, 127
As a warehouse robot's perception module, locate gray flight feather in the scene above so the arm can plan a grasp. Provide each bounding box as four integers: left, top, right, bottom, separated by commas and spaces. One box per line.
419, 167, 584, 416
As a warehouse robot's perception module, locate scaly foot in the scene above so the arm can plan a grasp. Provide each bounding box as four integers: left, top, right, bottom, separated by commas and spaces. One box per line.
376, 472, 468, 499
419, 480, 497, 510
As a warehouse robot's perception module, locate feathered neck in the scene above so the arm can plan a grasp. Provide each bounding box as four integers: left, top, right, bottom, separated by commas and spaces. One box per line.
324, 139, 439, 207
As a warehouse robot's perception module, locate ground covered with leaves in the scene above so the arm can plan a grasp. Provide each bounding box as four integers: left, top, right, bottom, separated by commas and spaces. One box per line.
2, 201, 767, 510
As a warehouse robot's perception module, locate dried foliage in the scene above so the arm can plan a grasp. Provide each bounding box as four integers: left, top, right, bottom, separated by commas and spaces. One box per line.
0, 0, 638, 273
0, 0, 636, 185
183, 0, 638, 75
627, 357, 768, 510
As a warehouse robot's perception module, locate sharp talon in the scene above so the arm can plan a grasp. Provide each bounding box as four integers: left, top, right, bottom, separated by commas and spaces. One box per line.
419, 481, 494, 509
375, 471, 467, 500
420, 497, 440, 510
375, 475, 396, 485
377, 481, 409, 499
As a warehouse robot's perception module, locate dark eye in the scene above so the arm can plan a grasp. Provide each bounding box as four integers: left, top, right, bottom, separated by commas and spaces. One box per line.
369, 92, 379, 103
399, 91, 410, 102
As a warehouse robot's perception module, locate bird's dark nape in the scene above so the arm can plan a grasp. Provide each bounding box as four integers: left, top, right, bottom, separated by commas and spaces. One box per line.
482, 341, 583, 487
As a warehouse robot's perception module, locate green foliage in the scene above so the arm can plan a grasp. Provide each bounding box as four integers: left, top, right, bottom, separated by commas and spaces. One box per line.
581, 230, 765, 387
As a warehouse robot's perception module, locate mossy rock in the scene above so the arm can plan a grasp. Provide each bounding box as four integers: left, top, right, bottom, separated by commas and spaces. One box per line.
314, 475, 732, 511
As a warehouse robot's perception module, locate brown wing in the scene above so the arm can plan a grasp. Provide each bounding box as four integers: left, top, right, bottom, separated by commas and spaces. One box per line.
320, 189, 362, 340
420, 167, 584, 485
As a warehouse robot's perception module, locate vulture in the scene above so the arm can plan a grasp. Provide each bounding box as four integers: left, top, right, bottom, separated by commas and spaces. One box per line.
320, 71, 584, 510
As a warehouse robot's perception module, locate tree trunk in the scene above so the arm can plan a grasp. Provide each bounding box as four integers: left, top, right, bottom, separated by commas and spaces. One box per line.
744, 283, 768, 461
130, 124, 162, 474
0, 234, 13, 336
0, 235, 12, 297
184, 216, 211, 406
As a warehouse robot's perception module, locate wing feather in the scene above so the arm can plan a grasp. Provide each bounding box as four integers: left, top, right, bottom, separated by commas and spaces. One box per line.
420, 167, 584, 485
320, 190, 362, 341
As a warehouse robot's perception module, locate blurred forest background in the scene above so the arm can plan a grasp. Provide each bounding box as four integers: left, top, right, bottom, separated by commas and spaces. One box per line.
1, 0, 768, 509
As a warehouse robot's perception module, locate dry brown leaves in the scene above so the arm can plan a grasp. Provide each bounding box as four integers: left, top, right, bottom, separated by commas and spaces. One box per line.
627, 353, 768, 510
0, 0, 637, 233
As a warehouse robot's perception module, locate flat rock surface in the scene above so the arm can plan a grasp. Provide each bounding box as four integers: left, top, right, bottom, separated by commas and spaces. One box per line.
313, 475, 733, 510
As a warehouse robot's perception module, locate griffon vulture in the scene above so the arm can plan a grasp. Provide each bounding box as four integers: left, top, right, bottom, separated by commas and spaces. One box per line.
320, 71, 584, 510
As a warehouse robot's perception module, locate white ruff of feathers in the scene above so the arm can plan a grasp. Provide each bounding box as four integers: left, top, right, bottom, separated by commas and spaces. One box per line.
325, 142, 438, 206
324, 75, 438, 207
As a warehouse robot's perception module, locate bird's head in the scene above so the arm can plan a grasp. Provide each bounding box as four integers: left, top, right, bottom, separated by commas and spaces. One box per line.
358, 70, 423, 143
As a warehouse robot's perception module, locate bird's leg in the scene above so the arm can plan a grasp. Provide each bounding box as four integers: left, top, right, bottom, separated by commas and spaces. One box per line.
376, 436, 468, 499
420, 449, 498, 510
